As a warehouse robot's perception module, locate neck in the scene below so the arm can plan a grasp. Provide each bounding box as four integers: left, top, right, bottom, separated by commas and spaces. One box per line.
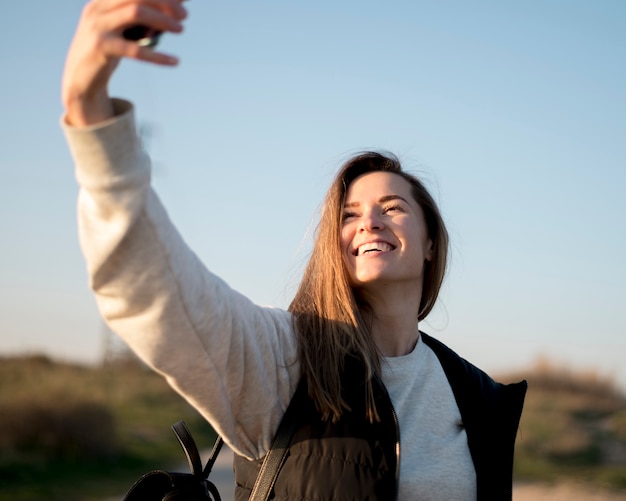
359, 282, 422, 357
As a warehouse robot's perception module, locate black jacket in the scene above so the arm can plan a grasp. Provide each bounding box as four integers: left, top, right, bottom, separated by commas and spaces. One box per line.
234, 332, 527, 500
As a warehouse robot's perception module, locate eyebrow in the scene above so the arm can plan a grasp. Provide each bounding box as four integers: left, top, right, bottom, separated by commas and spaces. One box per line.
344, 194, 410, 208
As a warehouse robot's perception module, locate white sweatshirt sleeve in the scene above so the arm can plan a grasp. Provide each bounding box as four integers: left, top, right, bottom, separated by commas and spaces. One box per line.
61, 100, 300, 460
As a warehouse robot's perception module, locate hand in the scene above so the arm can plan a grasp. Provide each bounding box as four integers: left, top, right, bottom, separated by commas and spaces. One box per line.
62, 0, 188, 126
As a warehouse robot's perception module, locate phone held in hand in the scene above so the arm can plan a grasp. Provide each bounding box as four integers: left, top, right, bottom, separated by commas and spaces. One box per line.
123, 26, 162, 48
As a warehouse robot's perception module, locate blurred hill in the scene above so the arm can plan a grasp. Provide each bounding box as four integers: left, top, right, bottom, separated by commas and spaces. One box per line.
0, 354, 624, 500
501, 357, 626, 492
0, 354, 216, 501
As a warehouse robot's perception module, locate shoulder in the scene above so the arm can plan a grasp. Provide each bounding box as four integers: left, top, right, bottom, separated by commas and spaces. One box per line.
420, 332, 527, 419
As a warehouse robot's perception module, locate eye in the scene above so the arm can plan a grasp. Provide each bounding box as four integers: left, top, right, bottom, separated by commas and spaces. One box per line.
382, 204, 404, 214
342, 211, 358, 222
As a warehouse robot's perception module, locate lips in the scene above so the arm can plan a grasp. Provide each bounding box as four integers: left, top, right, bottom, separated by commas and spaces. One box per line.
355, 241, 396, 256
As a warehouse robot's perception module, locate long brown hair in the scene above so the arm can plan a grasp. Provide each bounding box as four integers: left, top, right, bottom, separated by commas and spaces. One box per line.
288, 151, 449, 421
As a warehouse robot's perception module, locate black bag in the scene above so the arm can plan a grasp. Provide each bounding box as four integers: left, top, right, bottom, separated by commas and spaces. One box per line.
122, 396, 299, 501
122, 420, 224, 501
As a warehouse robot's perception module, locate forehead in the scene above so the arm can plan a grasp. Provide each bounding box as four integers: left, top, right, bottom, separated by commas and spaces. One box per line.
345, 171, 414, 201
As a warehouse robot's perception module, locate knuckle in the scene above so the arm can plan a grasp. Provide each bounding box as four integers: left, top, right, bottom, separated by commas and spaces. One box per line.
128, 3, 143, 19
81, 1, 100, 23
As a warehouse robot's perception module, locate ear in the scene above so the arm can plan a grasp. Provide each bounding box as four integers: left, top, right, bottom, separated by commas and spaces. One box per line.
425, 239, 433, 262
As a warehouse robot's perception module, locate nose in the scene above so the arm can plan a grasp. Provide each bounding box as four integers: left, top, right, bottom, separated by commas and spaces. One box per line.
359, 212, 385, 232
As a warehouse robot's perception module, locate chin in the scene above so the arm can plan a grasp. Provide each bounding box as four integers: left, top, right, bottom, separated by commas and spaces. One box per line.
351, 272, 387, 287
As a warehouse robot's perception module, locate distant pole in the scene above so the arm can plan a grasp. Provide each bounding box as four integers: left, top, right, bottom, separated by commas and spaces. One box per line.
101, 322, 132, 367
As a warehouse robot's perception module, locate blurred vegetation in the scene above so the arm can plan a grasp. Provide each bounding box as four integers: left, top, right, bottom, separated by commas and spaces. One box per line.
0, 354, 216, 501
503, 357, 626, 493
1, 353, 625, 500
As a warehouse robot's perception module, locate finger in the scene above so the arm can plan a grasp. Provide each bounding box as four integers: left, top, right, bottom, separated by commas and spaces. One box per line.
94, 0, 188, 23
82, 0, 187, 48
102, 36, 180, 65
97, 3, 186, 37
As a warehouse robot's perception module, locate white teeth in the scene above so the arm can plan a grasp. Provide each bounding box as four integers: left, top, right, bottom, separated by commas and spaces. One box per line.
358, 242, 393, 255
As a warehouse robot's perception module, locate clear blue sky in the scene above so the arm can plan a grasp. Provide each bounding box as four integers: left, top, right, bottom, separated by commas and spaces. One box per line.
1, 1, 625, 387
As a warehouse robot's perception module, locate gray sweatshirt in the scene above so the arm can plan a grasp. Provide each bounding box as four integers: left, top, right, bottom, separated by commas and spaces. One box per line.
62, 99, 476, 500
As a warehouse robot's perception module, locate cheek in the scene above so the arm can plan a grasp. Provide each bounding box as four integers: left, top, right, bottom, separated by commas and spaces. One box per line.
340, 226, 354, 255
340, 227, 357, 278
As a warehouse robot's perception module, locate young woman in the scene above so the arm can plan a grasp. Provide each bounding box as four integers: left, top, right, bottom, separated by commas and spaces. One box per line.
61, 1, 526, 500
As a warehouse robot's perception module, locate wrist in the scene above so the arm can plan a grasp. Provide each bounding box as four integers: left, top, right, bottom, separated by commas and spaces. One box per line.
63, 91, 115, 127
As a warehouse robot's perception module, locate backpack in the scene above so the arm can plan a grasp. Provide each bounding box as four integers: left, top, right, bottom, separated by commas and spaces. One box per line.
123, 407, 297, 501
122, 421, 224, 501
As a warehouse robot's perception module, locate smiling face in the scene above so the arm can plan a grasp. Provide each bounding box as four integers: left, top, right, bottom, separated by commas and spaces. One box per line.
341, 171, 433, 291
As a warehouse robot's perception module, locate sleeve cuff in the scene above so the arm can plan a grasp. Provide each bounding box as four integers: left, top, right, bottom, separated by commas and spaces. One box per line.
61, 99, 150, 191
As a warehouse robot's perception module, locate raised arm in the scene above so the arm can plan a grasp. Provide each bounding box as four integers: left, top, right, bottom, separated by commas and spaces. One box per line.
61, 1, 300, 460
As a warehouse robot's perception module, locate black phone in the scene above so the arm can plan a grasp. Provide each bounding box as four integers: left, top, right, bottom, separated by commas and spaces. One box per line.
123, 25, 162, 48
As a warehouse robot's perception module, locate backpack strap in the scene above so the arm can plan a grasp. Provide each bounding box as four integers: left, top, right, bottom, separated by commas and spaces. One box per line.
172, 421, 205, 476
172, 420, 224, 477
173, 377, 302, 501
203, 432, 225, 478
171, 420, 224, 501
248, 380, 302, 501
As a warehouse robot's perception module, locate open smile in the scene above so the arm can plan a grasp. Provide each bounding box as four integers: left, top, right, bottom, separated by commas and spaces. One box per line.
354, 241, 396, 256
